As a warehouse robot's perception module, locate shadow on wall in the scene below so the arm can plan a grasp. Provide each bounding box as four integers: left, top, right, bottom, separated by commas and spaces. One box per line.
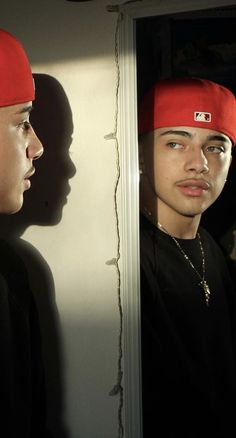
0, 74, 76, 438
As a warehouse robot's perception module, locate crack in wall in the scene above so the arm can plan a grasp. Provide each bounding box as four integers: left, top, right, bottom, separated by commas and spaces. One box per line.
104, 12, 124, 438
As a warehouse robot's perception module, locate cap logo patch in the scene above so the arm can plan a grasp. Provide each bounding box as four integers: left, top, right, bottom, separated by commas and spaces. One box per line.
194, 112, 211, 122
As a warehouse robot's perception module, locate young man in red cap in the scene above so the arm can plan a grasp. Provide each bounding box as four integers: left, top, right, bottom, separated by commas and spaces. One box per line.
0, 29, 47, 436
139, 77, 236, 437
0, 29, 43, 213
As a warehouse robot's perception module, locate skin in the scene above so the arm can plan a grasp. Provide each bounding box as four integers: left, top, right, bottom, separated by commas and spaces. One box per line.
139, 126, 232, 238
0, 101, 43, 214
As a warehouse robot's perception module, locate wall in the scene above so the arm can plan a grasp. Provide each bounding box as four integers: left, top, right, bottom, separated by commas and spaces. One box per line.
0, 1, 121, 437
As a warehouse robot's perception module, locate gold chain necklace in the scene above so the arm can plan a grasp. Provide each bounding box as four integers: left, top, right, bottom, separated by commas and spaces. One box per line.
158, 222, 211, 306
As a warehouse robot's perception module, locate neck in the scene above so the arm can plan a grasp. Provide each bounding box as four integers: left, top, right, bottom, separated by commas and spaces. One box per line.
140, 178, 202, 239
141, 200, 201, 239
158, 215, 201, 239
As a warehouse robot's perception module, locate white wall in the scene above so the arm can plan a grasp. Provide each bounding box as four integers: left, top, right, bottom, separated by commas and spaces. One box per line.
0, 1, 121, 437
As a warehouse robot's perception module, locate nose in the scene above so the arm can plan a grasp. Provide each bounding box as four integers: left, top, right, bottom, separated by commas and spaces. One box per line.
27, 127, 44, 160
184, 147, 209, 174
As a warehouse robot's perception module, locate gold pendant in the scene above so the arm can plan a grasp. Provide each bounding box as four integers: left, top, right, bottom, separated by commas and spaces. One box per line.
200, 280, 210, 306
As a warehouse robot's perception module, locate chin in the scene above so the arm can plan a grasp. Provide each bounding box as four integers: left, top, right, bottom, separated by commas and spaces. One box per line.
7, 198, 24, 215
178, 206, 204, 218
180, 199, 212, 216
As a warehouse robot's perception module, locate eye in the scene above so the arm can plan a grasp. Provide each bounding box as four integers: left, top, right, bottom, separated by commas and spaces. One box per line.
206, 145, 225, 154
22, 121, 31, 131
17, 120, 32, 132
167, 142, 184, 149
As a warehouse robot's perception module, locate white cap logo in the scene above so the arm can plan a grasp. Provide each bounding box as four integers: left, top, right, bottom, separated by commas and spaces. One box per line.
194, 112, 211, 122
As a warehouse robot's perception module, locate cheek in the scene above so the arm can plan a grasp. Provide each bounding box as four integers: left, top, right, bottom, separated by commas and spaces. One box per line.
154, 153, 174, 178
218, 156, 231, 177
152, 161, 173, 194
0, 143, 25, 187
211, 159, 231, 191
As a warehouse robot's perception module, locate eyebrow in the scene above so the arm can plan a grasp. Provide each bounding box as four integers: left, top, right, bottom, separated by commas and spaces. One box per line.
159, 130, 229, 143
160, 130, 192, 138
206, 134, 229, 143
15, 105, 33, 115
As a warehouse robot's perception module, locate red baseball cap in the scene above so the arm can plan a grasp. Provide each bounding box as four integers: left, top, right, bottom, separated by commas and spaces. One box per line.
0, 28, 35, 106
138, 77, 236, 145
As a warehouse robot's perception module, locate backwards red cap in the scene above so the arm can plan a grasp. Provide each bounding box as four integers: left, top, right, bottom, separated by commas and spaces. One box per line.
0, 29, 35, 107
138, 77, 236, 145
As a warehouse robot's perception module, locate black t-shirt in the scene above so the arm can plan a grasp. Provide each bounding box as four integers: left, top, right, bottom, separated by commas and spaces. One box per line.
0, 239, 47, 437
140, 215, 236, 437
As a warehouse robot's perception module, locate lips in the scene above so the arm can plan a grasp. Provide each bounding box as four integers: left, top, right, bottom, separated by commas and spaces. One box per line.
176, 179, 210, 197
24, 166, 35, 180
23, 167, 35, 190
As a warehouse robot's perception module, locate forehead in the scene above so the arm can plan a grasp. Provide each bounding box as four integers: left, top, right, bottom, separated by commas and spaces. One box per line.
155, 126, 231, 144
0, 101, 33, 121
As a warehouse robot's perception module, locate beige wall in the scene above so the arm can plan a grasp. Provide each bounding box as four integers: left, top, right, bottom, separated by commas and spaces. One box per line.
1, 1, 121, 436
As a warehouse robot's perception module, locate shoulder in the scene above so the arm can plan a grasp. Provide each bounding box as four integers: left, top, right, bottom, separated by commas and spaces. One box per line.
140, 215, 175, 274
0, 238, 31, 313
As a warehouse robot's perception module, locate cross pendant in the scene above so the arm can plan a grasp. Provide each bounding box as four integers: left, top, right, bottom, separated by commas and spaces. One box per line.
200, 280, 211, 306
